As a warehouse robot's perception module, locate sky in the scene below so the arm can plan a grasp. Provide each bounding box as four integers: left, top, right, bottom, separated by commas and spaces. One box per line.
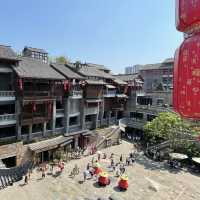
0, 0, 183, 73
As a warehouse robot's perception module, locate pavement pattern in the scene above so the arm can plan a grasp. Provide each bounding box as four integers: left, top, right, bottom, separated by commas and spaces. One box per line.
0, 141, 200, 200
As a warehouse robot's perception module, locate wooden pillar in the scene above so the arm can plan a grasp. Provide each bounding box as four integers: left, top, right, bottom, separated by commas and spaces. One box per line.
52, 99, 56, 134
64, 98, 70, 134
28, 124, 32, 141
16, 100, 21, 140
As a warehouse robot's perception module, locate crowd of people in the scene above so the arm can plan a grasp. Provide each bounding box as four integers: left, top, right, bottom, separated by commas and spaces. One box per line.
82, 150, 138, 183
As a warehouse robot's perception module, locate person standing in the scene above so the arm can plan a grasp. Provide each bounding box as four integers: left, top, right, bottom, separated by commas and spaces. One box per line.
42, 168, 46, 179
98, 153, 101, 162
120, 154, 123, 162
83, 170, 87, 182
24, 174, 28, 184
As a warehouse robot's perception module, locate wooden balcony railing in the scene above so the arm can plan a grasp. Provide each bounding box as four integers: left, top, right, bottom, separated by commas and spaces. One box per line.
0, 91, 15, 97
0, 114, 16, 122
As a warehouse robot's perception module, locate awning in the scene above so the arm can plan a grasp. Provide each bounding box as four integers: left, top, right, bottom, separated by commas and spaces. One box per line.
0, 67, 13, 73
86, 99, 102, 103
116, 94, 128, 98
106, 84, 116, 89
82, 131, 95, 136
86, 80, 106, 85
29, 136, 73, 153
67, 129, 88, 136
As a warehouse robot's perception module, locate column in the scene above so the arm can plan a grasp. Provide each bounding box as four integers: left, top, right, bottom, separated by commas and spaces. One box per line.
64, 98, 70, 134
100, 100, 104, 127
43, 122, 47, 137
28, 125, 32, 141
108, 111, 111, 126
52, 99, 56, 134
95, 102, 99, 129
80, 99, 85, 130
74, 135, 79, 149
115, 110, 118, 125
15, 100, 21, 140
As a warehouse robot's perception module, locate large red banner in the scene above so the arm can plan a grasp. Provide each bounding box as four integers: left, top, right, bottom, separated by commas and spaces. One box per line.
176, 0, 200, 34
173, 33, 200, 119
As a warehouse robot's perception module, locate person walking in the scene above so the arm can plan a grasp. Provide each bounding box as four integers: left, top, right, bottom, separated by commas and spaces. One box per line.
120, 154, 123, 162
83, 170, 87, 182
24, 174, 28, 184
42, 168, 46, 179
98, 153, 101, 162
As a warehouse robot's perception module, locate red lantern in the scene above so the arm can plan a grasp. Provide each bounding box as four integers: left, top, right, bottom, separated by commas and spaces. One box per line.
63, 80, 68, 91
32, 103, 36, 112
173, 33, 200, 119
18, 79, 23, 91
48, 102, 52, 114
176, 0, 200, 34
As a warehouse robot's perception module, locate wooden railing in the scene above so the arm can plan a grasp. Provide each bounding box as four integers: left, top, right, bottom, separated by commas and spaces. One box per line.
0, 91, 15, 97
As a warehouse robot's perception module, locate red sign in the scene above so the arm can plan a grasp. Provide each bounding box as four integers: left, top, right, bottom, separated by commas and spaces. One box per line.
173, 33, 200, 119
176, 0, 200, 33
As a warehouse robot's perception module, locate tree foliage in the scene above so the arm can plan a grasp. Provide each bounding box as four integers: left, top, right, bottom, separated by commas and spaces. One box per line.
55, 56, 70, 64
144, 112, 197, 144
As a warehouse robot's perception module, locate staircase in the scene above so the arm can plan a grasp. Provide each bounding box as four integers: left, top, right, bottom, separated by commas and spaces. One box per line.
0, 161, 33, 190
96, 126, 121, 150
146, 140, 171, 158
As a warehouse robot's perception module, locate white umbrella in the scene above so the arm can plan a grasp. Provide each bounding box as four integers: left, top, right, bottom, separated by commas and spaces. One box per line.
192, 157, 200, 164
169, 153, 188, 160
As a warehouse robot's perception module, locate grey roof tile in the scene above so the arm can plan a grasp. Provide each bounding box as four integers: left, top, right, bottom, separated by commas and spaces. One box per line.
0, 45, 19, 60
13, 57, 65, 80
51, 63, 84, 79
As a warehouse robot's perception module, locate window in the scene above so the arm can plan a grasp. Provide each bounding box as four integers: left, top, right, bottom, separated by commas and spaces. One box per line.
157, 98, 164, 106
69, 116, 79, 126
147, 114, 156, 122
103, 111, 107, 119
21, 126, 29, 135
85, 115, 93, 122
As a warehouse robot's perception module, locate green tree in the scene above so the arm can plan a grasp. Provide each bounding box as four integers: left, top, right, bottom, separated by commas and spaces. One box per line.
144, 112, 196, 144
55, 56, 70, 64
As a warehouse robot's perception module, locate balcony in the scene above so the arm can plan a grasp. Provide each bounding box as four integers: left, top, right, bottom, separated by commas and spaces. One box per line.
56, 109, 65, 118
0, 91, 15, 102
103, 90, 116, 98
70, 90, 83, 99
69, 125, 82, 133
0, 114, 16, 126
85, 107, 99, 115
23, 91, 51, 100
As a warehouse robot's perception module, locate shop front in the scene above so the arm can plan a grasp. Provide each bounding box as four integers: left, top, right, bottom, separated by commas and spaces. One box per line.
29, 136, 73, 164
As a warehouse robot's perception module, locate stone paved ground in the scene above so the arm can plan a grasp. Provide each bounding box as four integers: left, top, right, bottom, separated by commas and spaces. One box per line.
0, 141, 200, 200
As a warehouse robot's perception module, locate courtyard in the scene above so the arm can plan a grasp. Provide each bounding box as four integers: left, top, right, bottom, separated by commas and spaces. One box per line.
0, 141, 200, 200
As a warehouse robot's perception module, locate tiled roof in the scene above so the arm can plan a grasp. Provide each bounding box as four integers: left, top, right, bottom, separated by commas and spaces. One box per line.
13, 57, 65, 80
86, 63, 110, 71
51, 63, 84, 79
78, 64, 113, 79
163, 58, 174, 64
113, 78, 127, 85
86, 79, 106, 85
0, 45, 19, 61
29, 136, 73, 153
23, 46, 48, 54
114, 74, 140, 82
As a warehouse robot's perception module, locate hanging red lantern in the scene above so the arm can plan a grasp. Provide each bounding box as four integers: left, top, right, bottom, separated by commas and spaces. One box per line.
32, 102, 36, 112
173, 33, 200, 119
176, 0, 200, 34
18, 78, 23, 91
124, 84, 128, 94
63, 80, 68, 91
48, 101, 52, 116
